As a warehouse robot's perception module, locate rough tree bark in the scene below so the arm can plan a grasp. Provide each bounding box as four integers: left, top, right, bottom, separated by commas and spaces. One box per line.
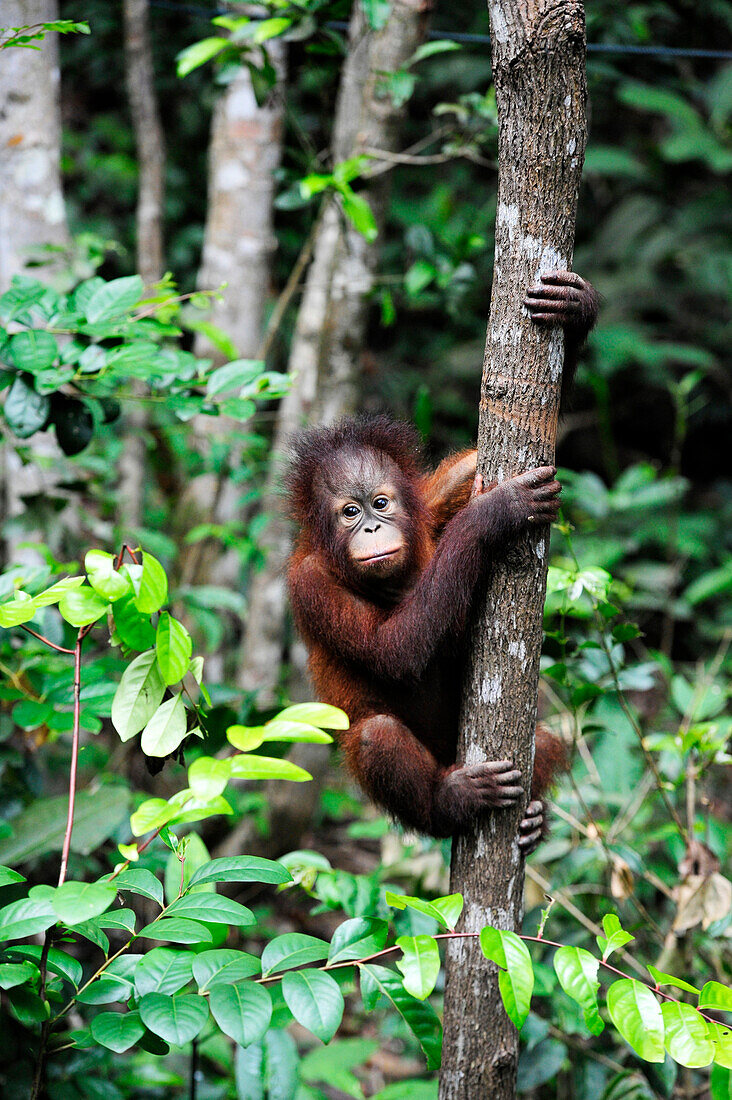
0, 1, 70, 569
439, 2, 588, 1097
238, 0, 431, 705
119, 0, 166, 534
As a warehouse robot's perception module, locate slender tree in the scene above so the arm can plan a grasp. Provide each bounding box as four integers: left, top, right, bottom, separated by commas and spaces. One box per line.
439, 2, 588, 1097
239, 0, 432, 705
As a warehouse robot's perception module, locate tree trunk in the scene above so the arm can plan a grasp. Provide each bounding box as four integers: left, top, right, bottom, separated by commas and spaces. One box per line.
439, 3, 587, 1098
119, 0, 166, 535
0, 1, 69, 570
239, 0, 431, 705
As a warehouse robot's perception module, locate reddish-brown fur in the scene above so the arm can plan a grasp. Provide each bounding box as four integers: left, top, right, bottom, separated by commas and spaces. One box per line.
287, 417, 564, 841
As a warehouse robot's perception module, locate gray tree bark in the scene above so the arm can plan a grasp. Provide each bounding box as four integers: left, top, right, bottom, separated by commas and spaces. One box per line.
239, 0, 431, 705
439, 2, 588, 1098
119, 0, 166, 535
0, 1, 69, 569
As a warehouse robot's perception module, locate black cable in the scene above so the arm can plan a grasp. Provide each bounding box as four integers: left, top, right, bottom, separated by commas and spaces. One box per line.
148, 1, 732, 62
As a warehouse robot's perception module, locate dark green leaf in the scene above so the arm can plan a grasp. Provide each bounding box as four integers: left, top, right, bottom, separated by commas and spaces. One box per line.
209, 982, 272, 1046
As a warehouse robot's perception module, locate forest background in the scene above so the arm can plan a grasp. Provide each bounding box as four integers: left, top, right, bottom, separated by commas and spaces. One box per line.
0, 0, 731, 1097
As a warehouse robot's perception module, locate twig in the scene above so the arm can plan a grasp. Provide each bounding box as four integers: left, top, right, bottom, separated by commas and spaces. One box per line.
19, 625, 75, 654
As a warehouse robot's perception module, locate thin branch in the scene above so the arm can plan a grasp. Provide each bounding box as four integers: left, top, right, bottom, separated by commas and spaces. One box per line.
57, 633, 83, 887
19, 625, 75, 654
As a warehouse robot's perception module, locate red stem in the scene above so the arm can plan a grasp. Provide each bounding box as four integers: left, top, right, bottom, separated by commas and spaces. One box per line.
57, 632, 83, 887
19, 624, 75, 654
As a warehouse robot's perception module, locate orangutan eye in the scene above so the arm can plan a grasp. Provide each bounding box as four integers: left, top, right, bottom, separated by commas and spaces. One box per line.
343, 504, 360, 519
373, 496, 389, 510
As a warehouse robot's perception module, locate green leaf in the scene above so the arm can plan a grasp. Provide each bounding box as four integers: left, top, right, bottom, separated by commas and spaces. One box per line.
385, 891, 462, 931
187, 756, 231, 799
709, 1021, 732, 1069
52, 881, 117, 925
327, 918, 389, 964
554, 946, 603, 1035
341, 190, 377, 242
5, 944, 82, 987
257, 719, 334, 745
156, 613, 193, 685
647, 965, 700, 995
139, 991, 209, 1045
134, 552, 168, 615
209, 982, 273, 1046
85, 550, 131, 602
235, 1029, 299, 1099
0, 788, 129, 866
165, 893, 254, 927
0, 591, 39, 627
85, 275, 143, 323
33, 576, 85, 607
112, 595, 156, 651
192, 949, 261, 991
479, 926, 534, 1029
91, 1011, 145, 1053
712, 1065, 732, 1098
405, 259, 437, 297
58, 585, 109, 627
229, 754, 312, 782
3, 375, 50, 438
140, 693, 187, 757
188, 855, 292, 889
606, 979, 665, 1062
359, 964, 442, 1070
597, 913, 635, 960
699, 981, 732, 1012
0, 897, 56, 942
661, 1002, 714, 1067
134, 948, 193, 996
207, 358, 263, 397
0, 960, 39, 989
282, 969, 344, 1042
275, 703, 349, 730
410, 40, 462, 63
138, 918, 213, 944
0, 866, 25, 888
395, 936, 440, 1000
111, 650, 166, 742
176, 36, 229, 78
113, 868, 164, 906
261, 933, 329, 976
8, 330, 58, 372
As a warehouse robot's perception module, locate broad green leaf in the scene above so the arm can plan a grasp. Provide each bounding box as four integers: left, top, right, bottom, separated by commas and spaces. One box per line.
0, 788, 129, 865
0, 591, 39, 627
708, 1021, 732, 1069
112, 867, 164, 906
140, 693, 187, 757
554, 946, 603, 1035
156, 612, 192, 685
661, 1002, 714, 1067
229, 754, 312, 782
699, 981, 732, 1012
341, 190, 377, 242
647, 965, 700, 995
235, 1028, 299, 1100
257, 719, 333, 745
111, 650, 166, 742
76, 974, 134, 1005
0, 866, 25, 888
85, 275, 143, 323
479, 926, 534, 1029
130, 797, 178, 836
98, 908, 136, 933
33, 576, 85, 607
606, 979, 665, 1062
3, 944, 82, 987
52, 881, 117, 925
84, 549, 130, 601
187, 756, 231, 799
207, 358, 263, 397
188, 855, 292, 889
8, 330, 58, 372
112, 595, 156, 651
209, 982, 272, 1046
138, 918, 213, 944
58, 586, 109, 627
711, 1065, 732, 1097
139, 991, 209, 1045
192, 949, 261, 991
261, 933, 329, 976
385, 891, 462, 931
0, 960, 39, 989
359, 964, 442, 1070
226, 724, 265, 751
3, 375, 50, 437
165, 893, 254, 927
134, 551, 168, 615
282, 969, 344, 1042
0, 897, 56, 941
134, 948, 194, 996
395, 935, 440, 1000
300, 1038, 379, 1095
91, 1011, 145, 1053
275, 703, 349, 730
176, 36, 229, 78
328, 918, 389, 964
597, 913, 635, 959
410, 39, 462, 63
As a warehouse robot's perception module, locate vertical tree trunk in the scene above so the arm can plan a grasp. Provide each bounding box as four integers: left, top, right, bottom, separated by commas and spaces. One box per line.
0, 1, 69, 569
439, 3, 587, 1098
239, 0, 431, 705
120, 0, 166, 534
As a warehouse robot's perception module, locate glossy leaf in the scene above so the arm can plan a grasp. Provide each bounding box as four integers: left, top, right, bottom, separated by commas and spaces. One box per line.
52, 881, 117, 925
111, 650, 166, 742
58, 586, 109, 627
699, 981, 732, 1012
137, 918, 213, 944
479, 926, 534, 1029
606, 979, 665, 1062
156, 612, 192, 685
261, 933, 330, 976
187, 756, 231, 800
165, 893, 255, 926
661, 1002, 713, 1067
328, 917, 389, 964
85, 275, 143, 323
396, 935, 441, 1000
275, 702, 349, 730
0, 897, 57, 941
91, 1011, 145, 1053
140, 693, 187, 757
359, 964, 442, 1070
554, 946, 603, 1035
112, 867, 164, 906
134, 551, 168, 615
85, 550, 130, 601
209, 982, 272, 1046
282, 969, 344, 1042
188, 855, 292, 889
229, 754, 312, 782
134, 948, 194, 996
139, 991, 209, 1045
192, 949, 261, 991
